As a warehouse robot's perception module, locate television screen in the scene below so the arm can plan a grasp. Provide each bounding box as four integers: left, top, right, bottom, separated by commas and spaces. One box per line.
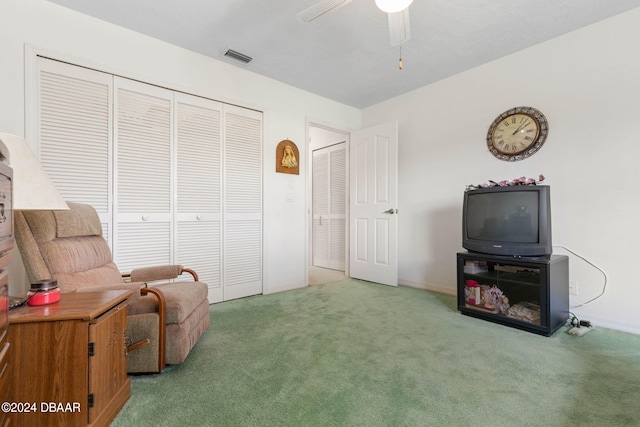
466, 191, 539, 243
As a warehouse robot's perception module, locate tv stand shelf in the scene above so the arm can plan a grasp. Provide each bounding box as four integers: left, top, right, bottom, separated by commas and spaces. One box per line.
457, 252, 569, 336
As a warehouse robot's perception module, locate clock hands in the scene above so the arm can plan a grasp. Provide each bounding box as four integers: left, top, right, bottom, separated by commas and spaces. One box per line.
512, 119, 531, 135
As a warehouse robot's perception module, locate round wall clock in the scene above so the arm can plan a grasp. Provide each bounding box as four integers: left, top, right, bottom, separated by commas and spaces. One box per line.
486, 106, 548, 161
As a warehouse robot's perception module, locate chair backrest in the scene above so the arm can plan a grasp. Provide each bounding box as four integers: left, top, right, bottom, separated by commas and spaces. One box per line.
15, 202, 124, 292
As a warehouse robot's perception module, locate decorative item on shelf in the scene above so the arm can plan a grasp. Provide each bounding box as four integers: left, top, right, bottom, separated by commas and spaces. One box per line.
464, 280, 481, 305
487, 106, 549, 162
464, 261, 487, 274
276, 139, 299, 175
465, 174, 545, 192
483, 285, 510, 314
506, 301, 541, 325
464, 281, 510, 314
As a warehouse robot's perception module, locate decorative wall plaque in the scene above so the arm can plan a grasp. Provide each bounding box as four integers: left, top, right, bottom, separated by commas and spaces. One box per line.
276, 139, 299, 175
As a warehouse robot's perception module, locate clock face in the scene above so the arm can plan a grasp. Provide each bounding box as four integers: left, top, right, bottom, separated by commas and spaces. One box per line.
487, 107, 548, 161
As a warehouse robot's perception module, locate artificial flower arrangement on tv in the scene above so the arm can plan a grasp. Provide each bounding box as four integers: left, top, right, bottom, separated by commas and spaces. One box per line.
466, 174, 545, 192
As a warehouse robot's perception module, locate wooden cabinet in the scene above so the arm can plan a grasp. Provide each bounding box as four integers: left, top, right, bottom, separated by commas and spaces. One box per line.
0, 278, 9, 427
457, 252, 569, 336
7, 290, 132, 427
0, 160, 12, 427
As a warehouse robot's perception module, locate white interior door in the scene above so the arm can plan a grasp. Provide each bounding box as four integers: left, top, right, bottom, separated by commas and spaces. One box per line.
312, 143, 346, 271
349, 121, 398, 286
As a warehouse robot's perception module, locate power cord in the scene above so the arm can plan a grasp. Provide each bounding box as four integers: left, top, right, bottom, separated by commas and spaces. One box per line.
568, 312, 592, 328
569, 312, 579, 327
553, 245, 607, 307
567, 311, 593, 336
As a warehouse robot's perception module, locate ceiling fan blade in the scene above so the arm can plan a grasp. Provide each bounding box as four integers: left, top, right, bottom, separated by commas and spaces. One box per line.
388, 8, 411, 46
297, 0, 353, 22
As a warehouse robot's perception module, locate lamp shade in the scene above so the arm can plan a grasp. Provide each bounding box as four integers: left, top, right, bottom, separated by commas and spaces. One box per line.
0, 133, 68, 210
375, 0, 413, 13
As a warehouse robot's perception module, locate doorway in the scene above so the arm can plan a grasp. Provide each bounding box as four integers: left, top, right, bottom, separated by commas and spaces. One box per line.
307, 121, 399, 287
308, 124, 349, 285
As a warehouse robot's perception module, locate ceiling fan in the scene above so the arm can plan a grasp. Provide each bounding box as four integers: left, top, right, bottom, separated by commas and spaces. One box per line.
297, 0, 413, 46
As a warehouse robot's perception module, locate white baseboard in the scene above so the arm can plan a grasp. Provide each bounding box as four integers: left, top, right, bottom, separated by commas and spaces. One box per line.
263, 282, 307, 295
399, 279, 456, 296
572, 314, 640, 336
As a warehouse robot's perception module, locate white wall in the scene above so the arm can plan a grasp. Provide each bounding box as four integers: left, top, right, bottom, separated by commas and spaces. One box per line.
0, 0, 361, 296
363, 8, 640, 334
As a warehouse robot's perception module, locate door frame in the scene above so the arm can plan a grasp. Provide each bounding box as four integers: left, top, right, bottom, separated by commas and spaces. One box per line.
305, 120, 350, 284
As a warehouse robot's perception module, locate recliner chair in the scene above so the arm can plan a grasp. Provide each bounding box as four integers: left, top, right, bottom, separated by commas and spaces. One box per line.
14, 202, 210, 374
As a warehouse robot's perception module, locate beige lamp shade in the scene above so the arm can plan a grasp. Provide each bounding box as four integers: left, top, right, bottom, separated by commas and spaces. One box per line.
0, 133, 69, 210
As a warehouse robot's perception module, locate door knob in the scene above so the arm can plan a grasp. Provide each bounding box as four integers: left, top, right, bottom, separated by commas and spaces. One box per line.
383, 209, 397, 214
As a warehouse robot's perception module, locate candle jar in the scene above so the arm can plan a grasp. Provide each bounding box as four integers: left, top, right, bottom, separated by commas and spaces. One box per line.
27, 280, 61, 306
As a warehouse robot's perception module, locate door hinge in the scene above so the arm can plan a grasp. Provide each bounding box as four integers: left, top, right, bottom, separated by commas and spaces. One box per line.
88, 342, 95, 357
88, 393, 94, 408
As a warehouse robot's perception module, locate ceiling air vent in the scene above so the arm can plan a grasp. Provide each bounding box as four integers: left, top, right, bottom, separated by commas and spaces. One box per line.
224, 49, 252, 64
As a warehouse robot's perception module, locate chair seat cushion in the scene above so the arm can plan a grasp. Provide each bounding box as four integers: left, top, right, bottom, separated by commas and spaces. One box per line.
165, 299, 210, 364
128, 281, 209, 324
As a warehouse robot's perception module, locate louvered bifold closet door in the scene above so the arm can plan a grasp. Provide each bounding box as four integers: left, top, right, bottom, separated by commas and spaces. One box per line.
175, 93, 223, 303
35, 58, 113, 243
329, 145, 346, 270
113, 78, 173, 273
312, 143, 346, 271
223, 105, 263, 301
312, 149, 330, 268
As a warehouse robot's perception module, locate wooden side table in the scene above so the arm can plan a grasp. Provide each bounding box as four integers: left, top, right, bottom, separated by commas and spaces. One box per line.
7, 290, 132, 427
0, 272, 9, 427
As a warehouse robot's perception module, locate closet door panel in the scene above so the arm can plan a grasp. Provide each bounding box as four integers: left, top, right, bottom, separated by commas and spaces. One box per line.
223, 106, 262, 301
116, 222, 172, 273
34, 58, 113, 241
175, 94, 223, 302
223, 219, 262, 300
312, 149, 330, 268
113, 78, 173, 271
311, 143, 346, 271
329, 146, 346, 270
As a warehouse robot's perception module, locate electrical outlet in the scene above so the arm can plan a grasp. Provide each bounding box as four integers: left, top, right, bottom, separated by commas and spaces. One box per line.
569, 281, 578, 296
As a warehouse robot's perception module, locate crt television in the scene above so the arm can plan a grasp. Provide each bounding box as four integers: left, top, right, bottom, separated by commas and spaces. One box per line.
462, 185, 552, 257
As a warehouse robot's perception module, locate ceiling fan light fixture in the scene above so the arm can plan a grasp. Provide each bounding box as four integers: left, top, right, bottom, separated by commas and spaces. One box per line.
375, 0, 413, 13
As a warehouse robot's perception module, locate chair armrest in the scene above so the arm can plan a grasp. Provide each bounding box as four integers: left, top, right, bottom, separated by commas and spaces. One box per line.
139, 286, 166, 372
125, 265, 198, 282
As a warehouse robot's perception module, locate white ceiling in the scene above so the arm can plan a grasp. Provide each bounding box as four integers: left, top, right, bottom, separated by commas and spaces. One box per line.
48, 0, 640, 108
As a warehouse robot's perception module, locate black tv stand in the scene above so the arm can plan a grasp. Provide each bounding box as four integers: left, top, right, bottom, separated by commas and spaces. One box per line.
457, 252, 569, 336
467, 251, 552, 262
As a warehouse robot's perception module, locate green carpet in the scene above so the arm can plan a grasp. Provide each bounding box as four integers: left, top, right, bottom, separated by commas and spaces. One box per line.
112, 279, 640, 426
